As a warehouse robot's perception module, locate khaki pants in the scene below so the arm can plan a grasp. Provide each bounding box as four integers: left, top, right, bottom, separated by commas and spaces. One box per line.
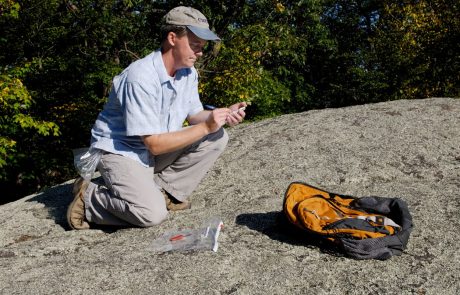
84, 128, 228, 227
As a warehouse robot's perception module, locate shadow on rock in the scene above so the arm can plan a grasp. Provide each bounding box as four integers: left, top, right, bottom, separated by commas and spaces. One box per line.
235, 211, 345, 257
25, 182, 74, 228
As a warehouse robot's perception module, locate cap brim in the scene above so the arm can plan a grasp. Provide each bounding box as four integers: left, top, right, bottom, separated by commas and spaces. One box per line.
187, 25, 221, 41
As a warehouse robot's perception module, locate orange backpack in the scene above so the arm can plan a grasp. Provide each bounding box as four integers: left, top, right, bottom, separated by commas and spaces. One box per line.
283, 182, 413, 260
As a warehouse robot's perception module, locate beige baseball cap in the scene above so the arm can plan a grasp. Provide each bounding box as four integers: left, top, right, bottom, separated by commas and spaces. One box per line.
163, 6, 220, 41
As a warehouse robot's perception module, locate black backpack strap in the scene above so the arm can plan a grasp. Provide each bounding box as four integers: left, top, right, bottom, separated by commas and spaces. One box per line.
352, 197, 413, 232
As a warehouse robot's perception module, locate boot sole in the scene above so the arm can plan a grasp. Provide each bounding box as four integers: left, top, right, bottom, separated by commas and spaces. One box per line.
67, 178, 89, 230
66, 191, 83, 230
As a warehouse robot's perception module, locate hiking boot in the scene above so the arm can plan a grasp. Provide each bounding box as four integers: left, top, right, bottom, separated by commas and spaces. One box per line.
162, 190, 191, 211
67, 177, 90, 230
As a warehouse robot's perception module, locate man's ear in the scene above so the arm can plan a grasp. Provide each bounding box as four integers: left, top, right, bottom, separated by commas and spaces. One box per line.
166, 32, 176, 47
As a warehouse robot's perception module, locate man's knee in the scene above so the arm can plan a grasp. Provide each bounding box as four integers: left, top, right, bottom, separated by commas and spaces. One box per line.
210, 128, 229, 151
134, 206, 168, 227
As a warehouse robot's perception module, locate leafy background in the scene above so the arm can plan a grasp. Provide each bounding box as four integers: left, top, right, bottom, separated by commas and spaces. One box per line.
1, 0, 459, 203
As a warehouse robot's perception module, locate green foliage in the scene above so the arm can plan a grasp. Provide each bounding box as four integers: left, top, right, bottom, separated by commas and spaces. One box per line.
200, 0, 328, 115
0, 63, 60, 180
0, 0, 20, 18
199, 22, 291, 119
372, 0, 460, 99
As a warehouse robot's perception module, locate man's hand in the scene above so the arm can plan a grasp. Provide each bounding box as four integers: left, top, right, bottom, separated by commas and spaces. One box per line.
187, 101, 247, 130
205, 108, 231, 133
226, 102, 247, 126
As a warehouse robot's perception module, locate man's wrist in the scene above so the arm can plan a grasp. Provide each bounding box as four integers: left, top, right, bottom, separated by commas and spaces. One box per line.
198, 121, 212, 136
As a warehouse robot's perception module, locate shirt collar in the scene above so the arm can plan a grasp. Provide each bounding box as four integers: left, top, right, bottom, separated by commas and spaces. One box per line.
153, 49, 174, 85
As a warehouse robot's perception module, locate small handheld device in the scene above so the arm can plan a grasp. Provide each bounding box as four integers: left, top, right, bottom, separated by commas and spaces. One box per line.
237, 106, 246, 111
233, 106, 246, 114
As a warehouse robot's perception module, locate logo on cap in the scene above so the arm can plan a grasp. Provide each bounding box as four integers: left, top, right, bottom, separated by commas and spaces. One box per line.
197, 18, 208, 24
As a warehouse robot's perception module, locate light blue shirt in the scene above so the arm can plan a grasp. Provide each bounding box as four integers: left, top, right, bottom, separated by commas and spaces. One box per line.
90, 50, 204, 167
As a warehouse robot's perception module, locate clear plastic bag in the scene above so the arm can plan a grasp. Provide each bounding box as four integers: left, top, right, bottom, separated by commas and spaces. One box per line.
151, 217, 223, 253
73, 147, 102, 180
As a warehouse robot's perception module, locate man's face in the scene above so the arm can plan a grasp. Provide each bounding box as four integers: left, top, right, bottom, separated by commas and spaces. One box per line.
172, 32, 206, 69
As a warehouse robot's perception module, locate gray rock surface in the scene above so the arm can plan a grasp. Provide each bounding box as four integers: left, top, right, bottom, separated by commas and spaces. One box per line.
1, 97, 459, 294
